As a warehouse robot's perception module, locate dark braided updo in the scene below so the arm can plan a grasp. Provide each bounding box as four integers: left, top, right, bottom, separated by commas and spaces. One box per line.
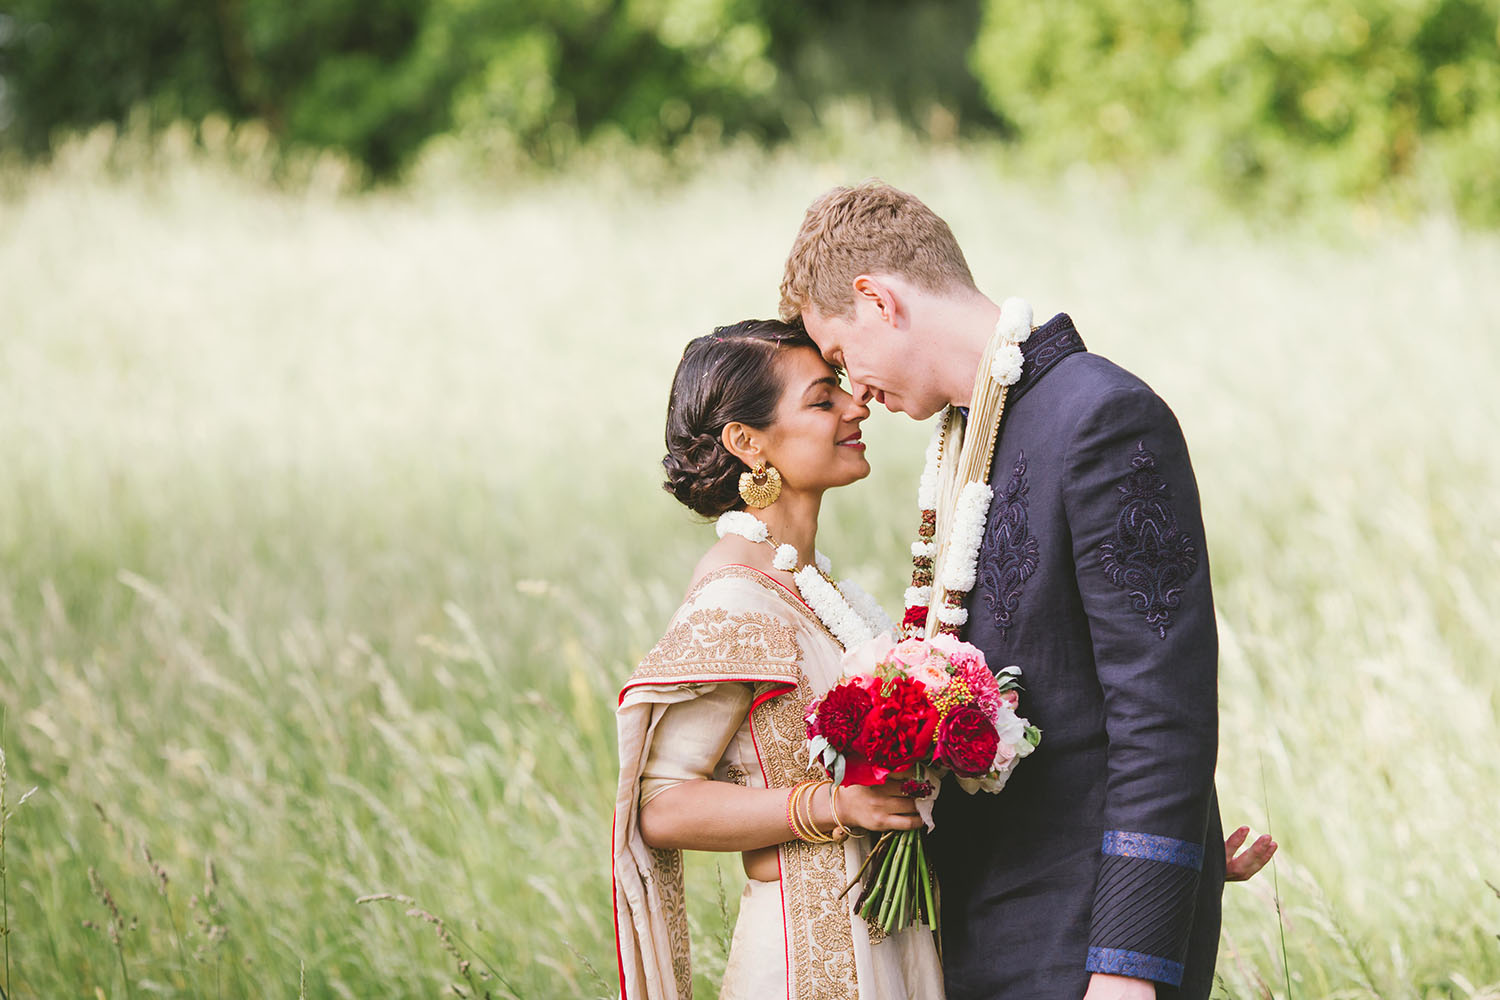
662, 319, 819, 518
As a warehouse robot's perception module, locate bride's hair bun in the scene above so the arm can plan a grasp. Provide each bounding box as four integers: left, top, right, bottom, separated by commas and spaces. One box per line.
663, 319, 817, 518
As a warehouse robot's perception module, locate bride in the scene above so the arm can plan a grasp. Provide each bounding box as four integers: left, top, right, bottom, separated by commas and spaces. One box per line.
611, 320, 1276, 1000
612, 319, 945, 999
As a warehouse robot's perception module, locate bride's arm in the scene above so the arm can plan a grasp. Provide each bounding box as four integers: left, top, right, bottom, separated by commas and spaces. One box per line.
640, 778, 923, 852
635, 682, 921, 852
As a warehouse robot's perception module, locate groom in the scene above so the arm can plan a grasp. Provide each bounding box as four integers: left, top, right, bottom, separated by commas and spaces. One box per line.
779, 183, 1230, 1000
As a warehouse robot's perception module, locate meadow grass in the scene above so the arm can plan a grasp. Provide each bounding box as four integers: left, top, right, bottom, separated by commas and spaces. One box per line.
0, 128, 1498, 998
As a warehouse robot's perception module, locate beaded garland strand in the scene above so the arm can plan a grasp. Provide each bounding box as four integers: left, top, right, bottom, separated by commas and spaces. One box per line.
901, 298, 1036, 640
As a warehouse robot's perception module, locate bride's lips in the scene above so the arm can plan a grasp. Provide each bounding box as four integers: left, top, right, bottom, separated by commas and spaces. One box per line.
837, 432, 866, 452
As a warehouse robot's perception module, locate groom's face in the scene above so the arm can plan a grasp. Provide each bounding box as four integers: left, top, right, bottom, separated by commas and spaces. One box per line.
802, 303, 945, 421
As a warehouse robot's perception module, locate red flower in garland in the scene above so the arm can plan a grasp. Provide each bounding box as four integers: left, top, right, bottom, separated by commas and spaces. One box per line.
852, 676, 939, 773
935, 705, 999, 776
901, 606, 929, 632
813, 682, 874, 753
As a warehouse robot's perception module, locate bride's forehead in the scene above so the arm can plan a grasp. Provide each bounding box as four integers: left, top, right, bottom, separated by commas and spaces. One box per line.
776, 345, 838, 382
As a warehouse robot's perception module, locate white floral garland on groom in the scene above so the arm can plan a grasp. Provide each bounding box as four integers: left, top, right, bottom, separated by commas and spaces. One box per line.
901, 297, 1034, 640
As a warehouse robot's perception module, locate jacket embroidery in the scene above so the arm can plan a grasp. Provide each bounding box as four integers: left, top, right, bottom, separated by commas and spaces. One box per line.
979, 451, 1040, 639
1099, 444, 1199, 638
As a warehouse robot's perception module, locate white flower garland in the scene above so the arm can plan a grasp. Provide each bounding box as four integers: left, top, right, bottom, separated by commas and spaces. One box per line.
902, 296, 1034, 638
714, 512, 887, 649
837, 578, 894, 635
938, 481, 994, 593
916, 421, 944, 510
793, 566, 877, 650
716, 511, 768, 543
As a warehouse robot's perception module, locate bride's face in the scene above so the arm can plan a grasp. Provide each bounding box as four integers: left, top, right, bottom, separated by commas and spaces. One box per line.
758, 347, 872, 494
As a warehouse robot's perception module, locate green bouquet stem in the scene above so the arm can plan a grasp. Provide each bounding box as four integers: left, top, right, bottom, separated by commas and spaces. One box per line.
857, 828, 931, 935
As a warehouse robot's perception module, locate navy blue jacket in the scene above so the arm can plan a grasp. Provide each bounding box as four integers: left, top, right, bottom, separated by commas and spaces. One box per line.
931, 314, 1224, 999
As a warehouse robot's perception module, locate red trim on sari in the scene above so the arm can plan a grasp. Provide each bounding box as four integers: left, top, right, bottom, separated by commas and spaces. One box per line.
619, 675, 793, 707
722, 562, 817, 613
612, 809, 627, 996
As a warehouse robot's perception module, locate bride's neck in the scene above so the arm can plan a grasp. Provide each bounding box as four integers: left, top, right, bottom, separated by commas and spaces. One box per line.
754, 490, 821, 565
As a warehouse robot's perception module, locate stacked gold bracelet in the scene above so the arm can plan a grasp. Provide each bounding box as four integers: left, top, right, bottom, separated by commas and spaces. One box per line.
785, 779, 849, 844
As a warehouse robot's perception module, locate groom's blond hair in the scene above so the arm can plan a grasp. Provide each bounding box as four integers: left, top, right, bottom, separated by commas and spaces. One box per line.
779, 181, 977, 323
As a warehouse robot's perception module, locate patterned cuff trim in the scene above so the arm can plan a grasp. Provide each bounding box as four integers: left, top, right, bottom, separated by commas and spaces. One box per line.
1102, 830, 1204, 871
1086, 946, 1185, 987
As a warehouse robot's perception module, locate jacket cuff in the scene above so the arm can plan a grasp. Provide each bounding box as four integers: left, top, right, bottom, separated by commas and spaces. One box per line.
1087, 831, 1203, 987
1085, 947, 1184, 986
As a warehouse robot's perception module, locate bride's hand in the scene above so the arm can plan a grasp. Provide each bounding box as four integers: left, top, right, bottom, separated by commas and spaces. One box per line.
820, 781, 924, 833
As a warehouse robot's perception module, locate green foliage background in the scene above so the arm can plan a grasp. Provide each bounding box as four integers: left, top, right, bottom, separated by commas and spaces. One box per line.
2, 0, 1498, 221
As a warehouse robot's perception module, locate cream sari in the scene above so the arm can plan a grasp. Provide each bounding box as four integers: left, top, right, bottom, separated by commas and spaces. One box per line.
613, 565, 943, 1000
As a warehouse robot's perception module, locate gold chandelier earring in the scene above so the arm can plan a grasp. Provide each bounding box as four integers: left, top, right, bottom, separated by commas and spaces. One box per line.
738, 461, 782, 508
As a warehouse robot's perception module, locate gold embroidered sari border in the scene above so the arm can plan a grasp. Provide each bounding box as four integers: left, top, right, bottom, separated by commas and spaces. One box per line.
687, 564, 843, 648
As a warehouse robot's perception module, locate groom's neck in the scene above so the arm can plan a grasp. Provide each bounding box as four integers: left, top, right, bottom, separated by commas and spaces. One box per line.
928, 290, 1002, 408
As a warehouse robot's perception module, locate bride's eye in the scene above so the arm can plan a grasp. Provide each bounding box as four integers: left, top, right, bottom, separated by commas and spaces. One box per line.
811, 401, 834, 410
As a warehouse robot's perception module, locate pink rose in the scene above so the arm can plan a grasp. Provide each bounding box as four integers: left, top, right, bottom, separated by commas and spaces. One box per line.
885, 638, 932, 671
908, 660, 952, 692
992, 739, 1017, 769
927, 633, 984, 673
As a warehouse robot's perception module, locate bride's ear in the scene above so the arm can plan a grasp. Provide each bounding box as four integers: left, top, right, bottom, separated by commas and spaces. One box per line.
721, 422, 763, 468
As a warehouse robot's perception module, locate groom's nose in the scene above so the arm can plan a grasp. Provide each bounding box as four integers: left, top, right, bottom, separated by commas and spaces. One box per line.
848, 379, 875, 406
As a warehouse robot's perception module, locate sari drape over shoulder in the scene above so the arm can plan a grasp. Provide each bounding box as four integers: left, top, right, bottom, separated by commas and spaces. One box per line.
613, 566, 942, 1000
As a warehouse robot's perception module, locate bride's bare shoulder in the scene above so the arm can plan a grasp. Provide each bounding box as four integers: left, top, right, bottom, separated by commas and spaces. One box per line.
684, 536, 772, 597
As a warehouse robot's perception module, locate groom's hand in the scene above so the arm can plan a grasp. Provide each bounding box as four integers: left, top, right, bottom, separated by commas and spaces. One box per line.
1082, 973, 1155, 1000
1225, 825, 1278, 882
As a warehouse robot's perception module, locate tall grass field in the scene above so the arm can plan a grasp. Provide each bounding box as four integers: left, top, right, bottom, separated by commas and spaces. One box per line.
1, 132, 1498, 999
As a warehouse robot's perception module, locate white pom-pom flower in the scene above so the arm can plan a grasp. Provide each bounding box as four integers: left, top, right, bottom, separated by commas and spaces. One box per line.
936, 605, 969, 626
997, 297, 1034, 344
772, 544, 799, 571
990, 342, 1025, 386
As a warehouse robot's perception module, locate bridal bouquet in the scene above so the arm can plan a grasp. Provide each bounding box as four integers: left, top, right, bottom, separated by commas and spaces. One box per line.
804, 632, 1040, 935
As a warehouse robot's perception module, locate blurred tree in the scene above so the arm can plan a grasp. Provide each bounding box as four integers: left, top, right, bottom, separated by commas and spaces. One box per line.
762, 1, 1005, 137
972, 0, 1500, 223
0, 0, 994, 174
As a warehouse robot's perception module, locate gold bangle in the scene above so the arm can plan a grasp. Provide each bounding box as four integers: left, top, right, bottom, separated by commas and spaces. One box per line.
786, 779, 810, 839
786, 780, 817, 843
796, 779, 836, 844
793, 780, 830, 843
828, 783, 852, 842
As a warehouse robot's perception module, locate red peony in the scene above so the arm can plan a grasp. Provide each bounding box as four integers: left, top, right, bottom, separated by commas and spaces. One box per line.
901, 606, 929, 631
852, 676, 939, 772
814, 682, 874, 753
935, 705, 1000, 777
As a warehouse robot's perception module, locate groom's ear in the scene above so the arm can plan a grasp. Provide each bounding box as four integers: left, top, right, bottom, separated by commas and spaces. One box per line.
721, 422, 762, 467
852, 274, 901, 327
